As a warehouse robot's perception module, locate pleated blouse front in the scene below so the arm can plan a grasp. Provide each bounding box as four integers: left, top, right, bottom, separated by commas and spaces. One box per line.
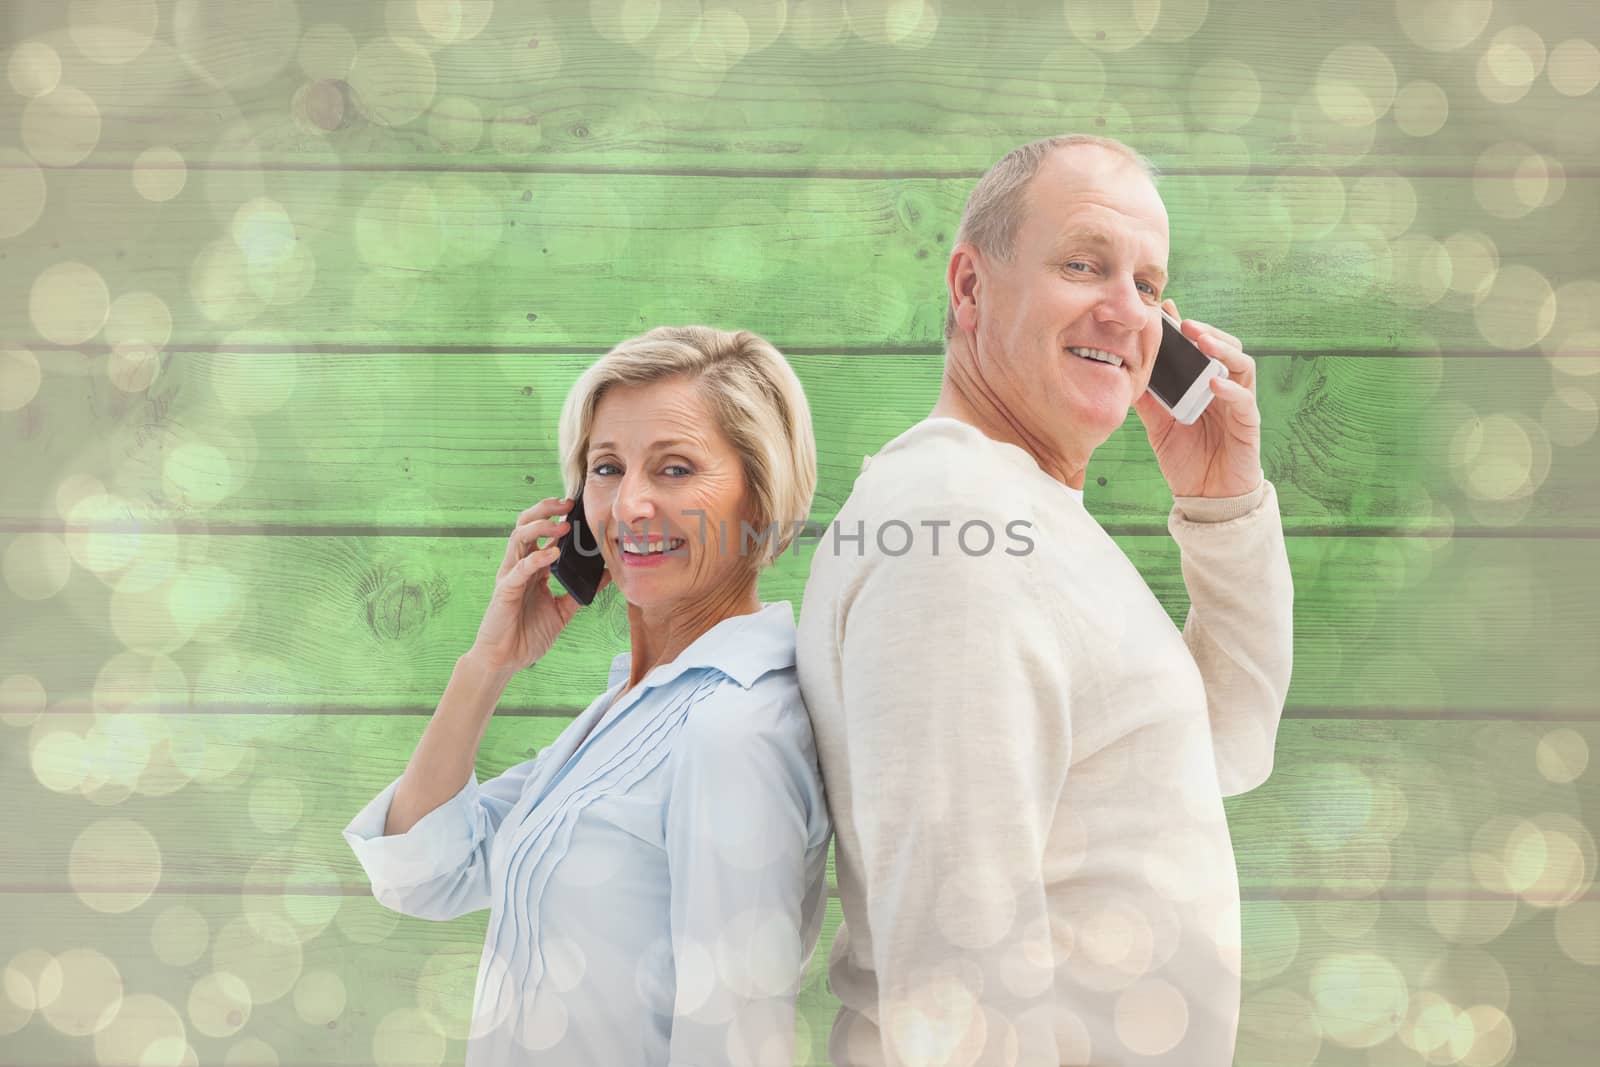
343, 601, 833, 1065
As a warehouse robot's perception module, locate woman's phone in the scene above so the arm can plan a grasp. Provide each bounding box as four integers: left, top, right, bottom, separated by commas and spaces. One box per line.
1146, 307, 1229, 425
550, 490, 607, 606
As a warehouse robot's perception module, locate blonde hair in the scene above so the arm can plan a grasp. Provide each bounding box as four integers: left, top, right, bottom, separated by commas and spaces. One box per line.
557, 325, 818, 571
944, 134, 1162, 342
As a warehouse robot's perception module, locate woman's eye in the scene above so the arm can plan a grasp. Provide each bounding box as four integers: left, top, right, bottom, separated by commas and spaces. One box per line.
665, 465, 692, 477
592, 463, 618, 476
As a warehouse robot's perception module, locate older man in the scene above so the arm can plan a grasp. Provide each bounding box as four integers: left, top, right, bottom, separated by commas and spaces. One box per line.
796, 134, 1294, 1066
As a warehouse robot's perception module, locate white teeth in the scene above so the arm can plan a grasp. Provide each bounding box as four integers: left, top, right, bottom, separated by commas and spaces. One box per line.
622, 539, 684, 555
1070, 347, 1123, 367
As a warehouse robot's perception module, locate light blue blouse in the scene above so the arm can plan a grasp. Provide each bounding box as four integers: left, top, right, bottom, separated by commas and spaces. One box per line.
342, 601, 832, 1065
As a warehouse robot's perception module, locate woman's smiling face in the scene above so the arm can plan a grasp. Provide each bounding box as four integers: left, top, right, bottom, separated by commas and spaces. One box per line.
581, 376, 755, 608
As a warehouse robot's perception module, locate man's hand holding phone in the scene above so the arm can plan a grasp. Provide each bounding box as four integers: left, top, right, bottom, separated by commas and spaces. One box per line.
469, 495, 612, 676
1134, 298, 1264, 500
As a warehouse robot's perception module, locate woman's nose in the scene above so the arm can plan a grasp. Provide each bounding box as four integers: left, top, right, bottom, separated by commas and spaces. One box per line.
614, 472, 660, 537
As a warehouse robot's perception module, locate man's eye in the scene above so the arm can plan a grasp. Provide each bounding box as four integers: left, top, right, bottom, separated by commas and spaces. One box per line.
1064, 261, 1092, 273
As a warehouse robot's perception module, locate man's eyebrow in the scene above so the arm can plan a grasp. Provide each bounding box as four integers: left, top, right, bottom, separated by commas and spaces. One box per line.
588, 438, 698, 454
1056, 226, 1168, 283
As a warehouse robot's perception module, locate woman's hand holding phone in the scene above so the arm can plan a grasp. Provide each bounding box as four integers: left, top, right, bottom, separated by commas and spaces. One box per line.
469, 495, 613, 676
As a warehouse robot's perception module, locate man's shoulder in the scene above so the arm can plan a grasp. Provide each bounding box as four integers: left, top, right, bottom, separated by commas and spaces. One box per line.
845, 418, 1032, 518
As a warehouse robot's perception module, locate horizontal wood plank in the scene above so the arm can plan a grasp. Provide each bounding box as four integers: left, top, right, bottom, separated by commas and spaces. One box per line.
0, 890, 1594, 1065
2, 2, 1595, 176
4, 350, 1594, 534
0, 533, 1595, 716
3, 716, 1596, 898
2, 166, 1594, 353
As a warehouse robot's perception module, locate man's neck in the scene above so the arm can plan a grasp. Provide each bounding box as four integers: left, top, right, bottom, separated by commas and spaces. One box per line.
929, 350, 1090, 491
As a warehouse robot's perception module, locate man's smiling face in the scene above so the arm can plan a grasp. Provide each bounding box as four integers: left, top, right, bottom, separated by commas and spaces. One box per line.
969, 145, 1172, 459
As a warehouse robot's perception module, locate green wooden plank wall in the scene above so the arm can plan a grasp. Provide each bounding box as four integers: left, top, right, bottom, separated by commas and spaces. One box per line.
2, 1, 1597, 1065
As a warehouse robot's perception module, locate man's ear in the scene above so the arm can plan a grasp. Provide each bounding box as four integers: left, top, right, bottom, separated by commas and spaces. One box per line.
948, 243, 981, 332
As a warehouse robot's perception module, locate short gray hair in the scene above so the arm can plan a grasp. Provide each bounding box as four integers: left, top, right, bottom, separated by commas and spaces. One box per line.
943, 135, 1161, 342
557, 325, 818, 572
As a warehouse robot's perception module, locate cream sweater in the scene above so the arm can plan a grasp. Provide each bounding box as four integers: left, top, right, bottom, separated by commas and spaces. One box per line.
796, 416, 1294, 1066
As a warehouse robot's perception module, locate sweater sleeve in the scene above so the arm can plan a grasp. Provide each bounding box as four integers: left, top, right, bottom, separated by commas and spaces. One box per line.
342, 749, 549, 920
1168, 477, 1295, 796
837, 506, 1070, 1066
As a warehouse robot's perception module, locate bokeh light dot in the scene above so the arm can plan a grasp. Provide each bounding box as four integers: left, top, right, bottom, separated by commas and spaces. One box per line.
1444, 230, 1498, 301
1309, 952, 1407, 1047
152, 905, 211, 967
1114, 977, 1189, 1056
91, 991, 185, 1066
212, 915, 303, 1005
1484, 25, 1546, 87
1548, 38, 1600, 96
133, 147, 188, 202
1316, 43, 1397, 125
32, 726, 92, 792
40, 947, 122, 1036
8, 40, 62, 96
31, 261, 110, 345
1396, 0, 1492, 52
347, 37, 438, 127
70, 817, 163, 913
189, 972, 252, 1038
1459, 1003, 1516, 1066
174, 0, 301, 90
1064, 0, 1155, 52
5, 949, 63, 1014
0, 148, 48, 239
0, 673, 48, 728
1473, 264, 1556, 350
0, 348, 45, 412
293, 970, 346, 1025
69, 0, 160, 64
21, 84, 102, 167
1393, 78, 1449, 136
105, 291, 173, 349
1189, 57, 1260, 132
414, 0, 496, 44
1348, 172, 1417, 238
374, 1007, 448, 1067
1535, 728, 1590, 783
427, 95, 484, 151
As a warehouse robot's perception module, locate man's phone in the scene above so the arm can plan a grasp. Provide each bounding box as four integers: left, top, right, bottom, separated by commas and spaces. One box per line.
1146, 307, 1229, 425
550, 490, 606, 606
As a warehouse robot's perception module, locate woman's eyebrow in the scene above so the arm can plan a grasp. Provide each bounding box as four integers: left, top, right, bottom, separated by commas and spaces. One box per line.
589, 438, 698, 454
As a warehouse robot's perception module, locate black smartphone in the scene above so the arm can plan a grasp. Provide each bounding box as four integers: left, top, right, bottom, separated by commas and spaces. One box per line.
1146, 307, 1228, 425
549, 490, 607, 606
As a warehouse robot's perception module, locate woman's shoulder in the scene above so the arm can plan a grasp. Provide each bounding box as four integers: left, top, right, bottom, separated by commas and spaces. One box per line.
682, 666, 813, 747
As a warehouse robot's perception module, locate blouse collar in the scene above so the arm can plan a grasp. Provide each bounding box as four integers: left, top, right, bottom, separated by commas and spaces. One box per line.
606, 600, 797, 694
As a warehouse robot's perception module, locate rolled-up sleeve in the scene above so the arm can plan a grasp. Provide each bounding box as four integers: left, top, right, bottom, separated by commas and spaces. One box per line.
1169, 477, 1296, 796
663, 685, 830, 1066
342, 751, 548, 921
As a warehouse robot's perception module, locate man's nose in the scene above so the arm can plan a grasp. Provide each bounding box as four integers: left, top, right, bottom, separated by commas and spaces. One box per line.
1093, 276, 1148, 329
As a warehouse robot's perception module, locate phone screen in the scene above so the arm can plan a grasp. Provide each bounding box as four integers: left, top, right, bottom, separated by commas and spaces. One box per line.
550, 491, 607, 606
1147, 312, 1214, 409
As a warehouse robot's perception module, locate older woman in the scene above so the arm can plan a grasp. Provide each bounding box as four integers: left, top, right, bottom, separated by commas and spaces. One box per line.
343, 325, 831, 1065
